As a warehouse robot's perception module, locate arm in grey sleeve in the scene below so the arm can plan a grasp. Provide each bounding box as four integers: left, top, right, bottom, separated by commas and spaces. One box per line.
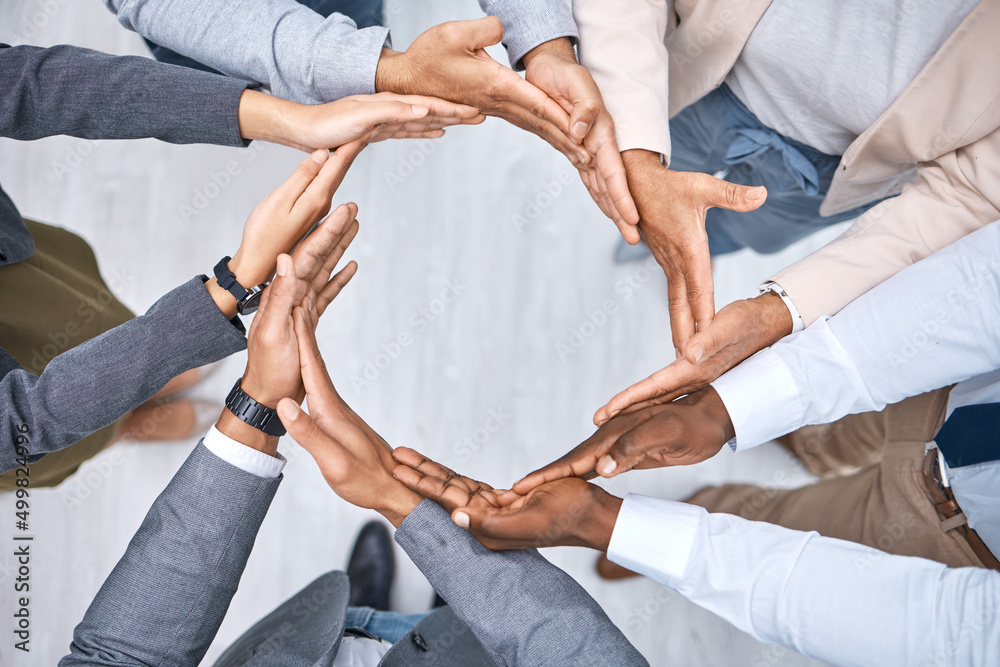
394, 500, 648, 667
0, 278, 246, 472
102, 0, 389, 104
0, 44, 249, 145
60, 443, 282, 667
712, 219, 1000, 448
478, 0, 578, 69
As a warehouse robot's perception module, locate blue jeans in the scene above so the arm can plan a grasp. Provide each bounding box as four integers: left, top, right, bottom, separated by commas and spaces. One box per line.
669, 84, 886, 255
144, 0, 384, 74
343, 606, 430, 644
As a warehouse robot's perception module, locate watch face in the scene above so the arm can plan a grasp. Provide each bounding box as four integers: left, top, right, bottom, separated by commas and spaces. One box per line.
238, 286, 266, 315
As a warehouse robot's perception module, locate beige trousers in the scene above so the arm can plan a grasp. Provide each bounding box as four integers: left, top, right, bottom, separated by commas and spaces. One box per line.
688, 388, 987, 568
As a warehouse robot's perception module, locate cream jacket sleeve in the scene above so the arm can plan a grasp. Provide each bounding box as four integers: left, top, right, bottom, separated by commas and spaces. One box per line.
573, 0, 673, 161
771, 127, 1000, 325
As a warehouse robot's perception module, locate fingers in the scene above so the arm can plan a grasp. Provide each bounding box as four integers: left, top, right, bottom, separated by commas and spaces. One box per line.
314, 261, 357, 316
666, 268, 696, 353
685, 246, 716, 340
700, 173, 767, 213
594, 363, 691, 426
511, 432, 616, 495
293, 139, 366, 215
278, 149, 330, 205
293, 306, 338, 413
256, 253, 304, 324
291, 203, 358, 284
278, 397, 334, 454
683, 316, 731, 365
588, 117, 640, 226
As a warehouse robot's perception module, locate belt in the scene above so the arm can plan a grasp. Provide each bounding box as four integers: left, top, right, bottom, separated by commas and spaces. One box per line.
922, 448, 1000, 572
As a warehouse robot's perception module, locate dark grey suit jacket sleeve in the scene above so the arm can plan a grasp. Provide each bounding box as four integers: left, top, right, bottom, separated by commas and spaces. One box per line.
395, 501, 648, 667
0, 278, 246, 472
60, 443, 281, 667
0, 43, 251, 146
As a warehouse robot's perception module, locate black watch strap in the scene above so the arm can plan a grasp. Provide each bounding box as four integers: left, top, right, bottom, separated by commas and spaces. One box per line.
225, 379, 286, 436
214, 256, 268, 316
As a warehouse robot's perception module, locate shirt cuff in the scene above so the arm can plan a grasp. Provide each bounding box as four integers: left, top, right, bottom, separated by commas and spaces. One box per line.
607, 494, 703, 587
202, 425, 286, 479
711, 348, 804, 451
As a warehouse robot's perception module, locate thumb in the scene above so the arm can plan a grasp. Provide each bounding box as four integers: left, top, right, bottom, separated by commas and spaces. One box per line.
684, 320, 729, 365
281, 149, 329, 201
703, 175, 767, 213
277, 398, 329, 453
596, 434, 643, 478
462, 16, 504, 50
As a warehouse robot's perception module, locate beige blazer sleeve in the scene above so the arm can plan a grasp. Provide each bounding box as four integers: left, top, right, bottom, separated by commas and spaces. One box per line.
771, 127, 1000, 325
573, 0, 673, 162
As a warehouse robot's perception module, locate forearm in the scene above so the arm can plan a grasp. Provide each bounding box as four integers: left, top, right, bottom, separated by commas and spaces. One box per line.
478, 0, 578, 70
573, 0, 671, 157
1, 278, 246, 469
0, 44, 248, 146
608, 494, 1000, 666
103, 0, 388, 103
773, 132, 1000, 326
396, 500, 647, 666
713, 220, 1000, 449
61, 444, 281, 666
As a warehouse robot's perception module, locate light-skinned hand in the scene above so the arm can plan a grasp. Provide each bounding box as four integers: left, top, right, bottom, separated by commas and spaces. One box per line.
622, 149, 769, 354
594, 292, 791, 425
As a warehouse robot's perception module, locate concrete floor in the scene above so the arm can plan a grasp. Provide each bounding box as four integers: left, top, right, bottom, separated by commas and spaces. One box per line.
0, 1, 842, 664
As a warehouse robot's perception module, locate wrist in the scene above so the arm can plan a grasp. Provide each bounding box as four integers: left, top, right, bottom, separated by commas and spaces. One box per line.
375, 48, 411, 94
697, 386, 736, 442
755, 291, 794, 342
522, 37, 576, 68
239, 372, 283, 410
238, 89, 302, 149
216, 407, 280, 458
378, 488, 423, 529
587, 489, 623, 552
621, 148, 662, 171
206, 254, 273, 320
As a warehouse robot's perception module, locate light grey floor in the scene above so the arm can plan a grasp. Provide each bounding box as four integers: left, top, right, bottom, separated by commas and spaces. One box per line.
0, 1, 841, 664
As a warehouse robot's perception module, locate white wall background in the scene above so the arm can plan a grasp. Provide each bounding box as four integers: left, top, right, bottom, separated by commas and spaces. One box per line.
0, 1, 845, 664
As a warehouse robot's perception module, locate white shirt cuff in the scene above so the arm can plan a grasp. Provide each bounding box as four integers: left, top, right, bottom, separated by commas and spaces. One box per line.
607, 494, 703, 587
711, 349, 804, 451
202, 425, 286, 479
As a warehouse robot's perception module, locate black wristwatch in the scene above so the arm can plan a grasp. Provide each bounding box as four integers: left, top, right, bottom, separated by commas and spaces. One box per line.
214, 256, 268, 315
225, 379, 286, 436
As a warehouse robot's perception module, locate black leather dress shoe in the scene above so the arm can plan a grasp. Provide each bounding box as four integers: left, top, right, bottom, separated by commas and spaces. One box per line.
346, 521, 395, 610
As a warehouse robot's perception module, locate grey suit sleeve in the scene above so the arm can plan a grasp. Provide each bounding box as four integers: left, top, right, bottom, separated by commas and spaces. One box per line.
395, 500, 647, 667
102, 0, 389, 104
60, 443, 281, 667
479, 0, 578, 70
0, 278, 246, 472
0, 44, 250, 146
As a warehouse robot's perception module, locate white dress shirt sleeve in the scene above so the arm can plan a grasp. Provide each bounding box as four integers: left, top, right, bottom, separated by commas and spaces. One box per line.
202, 425, 286, 479
607, 493, 1000, 666
712, 219, 1000, 450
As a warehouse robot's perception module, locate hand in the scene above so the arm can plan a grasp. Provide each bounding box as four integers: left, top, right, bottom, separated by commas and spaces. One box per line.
622, 149, 768, 353
240, 203, 361, 407
215, 203, 359, 456
392, 448, 622, 551
239, 90, 486, 152
375, 17, 589, 167
594, 293, 791, 425
209, 140, 364, 319
522, 38, 640, 239
514, 387, 734, 496
276, 310, 421, 527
